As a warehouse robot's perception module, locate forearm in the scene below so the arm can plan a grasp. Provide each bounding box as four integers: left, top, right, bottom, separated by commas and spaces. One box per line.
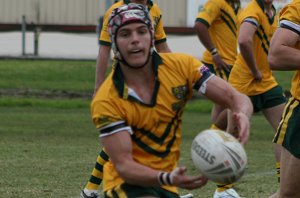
115, 159, 161, 186
94, 45, 111, 92
269, 44, 300, 70
194, 22, 215, 51
239, 39, 258, 74
229, 91, 253, 118
210, 81, 252, 117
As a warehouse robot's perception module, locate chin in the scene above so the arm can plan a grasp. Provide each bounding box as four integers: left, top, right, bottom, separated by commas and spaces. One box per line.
127, 58, 148, 66
128, 61, 147, 68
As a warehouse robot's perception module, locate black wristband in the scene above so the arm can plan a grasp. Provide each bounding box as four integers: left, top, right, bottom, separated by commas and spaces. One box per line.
157, 172, 172, 186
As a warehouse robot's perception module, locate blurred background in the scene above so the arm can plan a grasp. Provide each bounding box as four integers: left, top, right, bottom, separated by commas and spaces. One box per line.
0, 0, 290, 60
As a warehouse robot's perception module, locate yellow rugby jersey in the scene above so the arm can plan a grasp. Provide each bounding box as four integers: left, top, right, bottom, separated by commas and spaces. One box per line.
195, 0, 238, 65
279, 0, 300, 100
91, 52, 212, 194
100, 0, 167, 46
229, 0, 278, 95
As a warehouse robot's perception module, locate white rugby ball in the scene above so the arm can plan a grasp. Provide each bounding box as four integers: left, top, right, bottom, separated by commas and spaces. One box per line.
191, 129, 247, 184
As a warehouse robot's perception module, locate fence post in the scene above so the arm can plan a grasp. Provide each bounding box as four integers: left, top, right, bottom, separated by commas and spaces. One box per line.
34, 27, 41, 56
21, 15, 26, 56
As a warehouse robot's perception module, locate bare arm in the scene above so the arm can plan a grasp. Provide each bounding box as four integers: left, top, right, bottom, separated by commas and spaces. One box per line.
238, 22, 261, 81
194, 21, 230, 71
94, 45, 111, 96
155, 42, 171, 53
204, 76, 253, 144
268, 27, 300, 70
101, 131, 207, 189
194, 22, 215, 52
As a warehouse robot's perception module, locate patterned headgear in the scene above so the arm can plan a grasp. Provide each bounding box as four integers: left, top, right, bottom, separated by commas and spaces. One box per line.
108, 3, 154, 60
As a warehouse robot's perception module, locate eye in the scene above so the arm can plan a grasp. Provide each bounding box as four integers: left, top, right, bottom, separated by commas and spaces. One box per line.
118, 30, 129, 38
138, 27, 149, 35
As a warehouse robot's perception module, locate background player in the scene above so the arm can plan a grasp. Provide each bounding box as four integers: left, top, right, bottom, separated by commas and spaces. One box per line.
194, 0, 241, 197
268, 0, 300, 197
228, 0, 286, 197
194, 0, 240, 132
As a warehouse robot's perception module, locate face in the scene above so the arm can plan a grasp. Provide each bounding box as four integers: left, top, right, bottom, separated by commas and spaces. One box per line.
116, 23, 151, 67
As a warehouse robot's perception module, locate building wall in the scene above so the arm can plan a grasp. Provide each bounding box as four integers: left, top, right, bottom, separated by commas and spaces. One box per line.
0, 0, 187, 27
0, 0, 291, 27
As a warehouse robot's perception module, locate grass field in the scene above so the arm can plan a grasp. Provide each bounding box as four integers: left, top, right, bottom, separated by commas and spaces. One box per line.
0, 60, 293, 198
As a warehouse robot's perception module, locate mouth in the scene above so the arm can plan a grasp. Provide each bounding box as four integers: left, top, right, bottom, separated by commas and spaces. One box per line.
130, 49, 143, 54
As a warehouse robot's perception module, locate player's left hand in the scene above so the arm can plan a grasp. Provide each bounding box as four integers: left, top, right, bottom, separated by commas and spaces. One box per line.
232, 112, 250, 145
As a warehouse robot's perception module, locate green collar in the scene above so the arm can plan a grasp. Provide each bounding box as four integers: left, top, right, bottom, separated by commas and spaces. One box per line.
112, 51, 162, 106
255, 0, 276, 24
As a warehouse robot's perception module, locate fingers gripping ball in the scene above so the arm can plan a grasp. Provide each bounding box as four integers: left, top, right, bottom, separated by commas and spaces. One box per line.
191, 129, 247, 184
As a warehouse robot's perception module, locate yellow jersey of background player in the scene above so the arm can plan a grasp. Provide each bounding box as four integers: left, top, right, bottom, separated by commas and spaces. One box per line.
195, 0, 239, 67
229, 0, 278, 95
278, 1, 300, 100
91, 52, 212, 194
100, 0, 167, 47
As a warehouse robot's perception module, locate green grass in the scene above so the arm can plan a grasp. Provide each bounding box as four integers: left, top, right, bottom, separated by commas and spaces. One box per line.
0, 59, 292, 197
0, 60, 95, 92
0, 105, 279, 198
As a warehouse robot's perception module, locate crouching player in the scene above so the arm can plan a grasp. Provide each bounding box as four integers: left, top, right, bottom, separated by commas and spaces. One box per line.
91, 3, 252, 197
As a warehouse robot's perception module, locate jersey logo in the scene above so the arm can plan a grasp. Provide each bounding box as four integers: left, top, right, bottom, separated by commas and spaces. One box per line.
171, 85, 188, 111
172, 85, 188, 100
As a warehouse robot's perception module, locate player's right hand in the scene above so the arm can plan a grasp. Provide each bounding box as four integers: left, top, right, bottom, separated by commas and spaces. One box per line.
170, 167, 208, 190
213, 54, 230, 72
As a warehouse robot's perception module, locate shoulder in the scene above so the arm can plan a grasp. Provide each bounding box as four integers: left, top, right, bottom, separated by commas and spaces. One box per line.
159, 53, 199, 63
280, 1, 300, 23
94, 73, 116, 102
149, 3, 162, 16
158, 53, 202, 73
104, 2, 123, 18
239, 1, 262, 22
203, 0, 224, 10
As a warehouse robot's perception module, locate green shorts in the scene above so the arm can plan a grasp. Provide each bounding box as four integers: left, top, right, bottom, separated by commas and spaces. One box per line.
249, 86, 286, 113
273, 97, 300, 159
104, 183, 179, 198
203, 62, 232, 81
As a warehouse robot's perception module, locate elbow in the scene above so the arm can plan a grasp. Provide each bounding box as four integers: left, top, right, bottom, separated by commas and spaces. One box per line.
268, 48, 284, 70
238, 37, 251, 50
268, 54, 279, 70
113, 159, 136, 185
114, 160, 128, 178
194, 21, 207, 34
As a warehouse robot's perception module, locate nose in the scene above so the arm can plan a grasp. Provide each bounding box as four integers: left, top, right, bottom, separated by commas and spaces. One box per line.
130, 31, 140, 44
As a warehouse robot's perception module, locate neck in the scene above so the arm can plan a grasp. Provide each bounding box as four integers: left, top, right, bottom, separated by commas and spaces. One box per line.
120, 59, 155, 104
131, 0, 147, 5
121, 59, 154, 86
264, 3, 273, 18
264, 2, 272, 11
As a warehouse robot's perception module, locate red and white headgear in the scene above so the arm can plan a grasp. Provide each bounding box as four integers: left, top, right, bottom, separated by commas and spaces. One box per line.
108, 3, 155, 61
